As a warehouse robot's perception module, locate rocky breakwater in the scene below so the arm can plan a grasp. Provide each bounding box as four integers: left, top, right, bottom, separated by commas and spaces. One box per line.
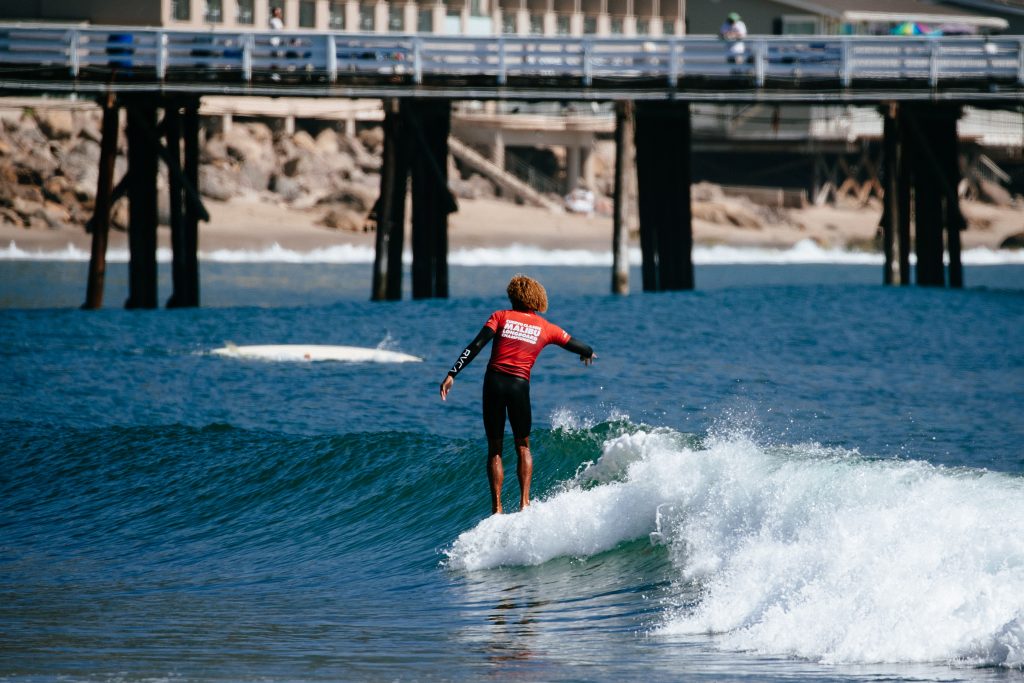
0, 106, 386, 233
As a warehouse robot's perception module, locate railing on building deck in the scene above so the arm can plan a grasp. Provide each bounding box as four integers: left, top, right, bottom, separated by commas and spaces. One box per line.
0, 24, 1023, 91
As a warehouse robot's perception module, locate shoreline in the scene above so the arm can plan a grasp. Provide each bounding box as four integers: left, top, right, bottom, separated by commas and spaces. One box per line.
1, 195, 1021, 257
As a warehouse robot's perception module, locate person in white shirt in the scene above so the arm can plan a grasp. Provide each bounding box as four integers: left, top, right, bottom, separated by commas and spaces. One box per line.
269, 6, 284, 30
719, 12, 747, 64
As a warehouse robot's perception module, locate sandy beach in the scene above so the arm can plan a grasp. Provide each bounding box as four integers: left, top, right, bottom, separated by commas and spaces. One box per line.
2, 194, 1021, 255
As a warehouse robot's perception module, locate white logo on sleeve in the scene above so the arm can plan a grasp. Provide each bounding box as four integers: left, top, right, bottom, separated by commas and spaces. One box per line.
501, 320, 542, 345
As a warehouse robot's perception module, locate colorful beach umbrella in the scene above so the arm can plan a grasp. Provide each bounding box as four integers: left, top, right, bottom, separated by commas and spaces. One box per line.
891, 21, 929, 35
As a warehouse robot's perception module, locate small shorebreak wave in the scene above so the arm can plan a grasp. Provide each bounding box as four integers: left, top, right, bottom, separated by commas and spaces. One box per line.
444, 422, 1024, 669
4, 239, 1024, 266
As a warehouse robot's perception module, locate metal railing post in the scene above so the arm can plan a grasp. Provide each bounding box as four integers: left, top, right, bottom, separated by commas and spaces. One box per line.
1018, 38, 1024, 86
326, 34, 337, 82
754, 39, 765, 87
242, 33, 253, 81
841, 39, 852, 87
929, 39, 939, 87
68, 29, 80, 77
669, 38, 679, 87
413, 36, 422, 84
583, 38, 593, 86
156, 30, 167, 79
498, 35, 506, 86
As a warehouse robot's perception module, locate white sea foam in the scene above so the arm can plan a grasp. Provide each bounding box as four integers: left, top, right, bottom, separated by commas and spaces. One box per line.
4, 239, 1023, 266
444, 427, 1024, 667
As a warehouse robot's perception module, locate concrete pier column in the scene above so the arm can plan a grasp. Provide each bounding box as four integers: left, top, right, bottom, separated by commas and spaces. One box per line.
372, 98, 411, 301
634, 100, 693, 291
125, 99, 160, 309
582, 142, 595, 189
83, 96, 120, 310
410, 99, 455, 299
491, 128, 505, 170
566, 144, 581, 191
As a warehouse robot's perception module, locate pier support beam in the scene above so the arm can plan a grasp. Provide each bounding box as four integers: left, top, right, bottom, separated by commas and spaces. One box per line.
182, 98, 202, 305
634, 101, 693, 292
83, 96, 120, 310
904, 105, 963, 288
372, 98, 411, 301
612, 100, 635, 296
125, 99, 159, 309
409, 99, 455, 300
166, 101, 189, 308
880, 103, 910, 286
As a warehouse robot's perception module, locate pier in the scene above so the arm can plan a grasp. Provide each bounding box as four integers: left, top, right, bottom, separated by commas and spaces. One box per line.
2, 24, 1022, 305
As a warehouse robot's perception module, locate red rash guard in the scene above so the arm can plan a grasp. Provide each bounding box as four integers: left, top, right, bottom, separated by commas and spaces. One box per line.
484, 309, 570, 381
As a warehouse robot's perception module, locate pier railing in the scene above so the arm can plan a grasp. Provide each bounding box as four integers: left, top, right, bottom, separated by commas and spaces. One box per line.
1, 24, 1023, 98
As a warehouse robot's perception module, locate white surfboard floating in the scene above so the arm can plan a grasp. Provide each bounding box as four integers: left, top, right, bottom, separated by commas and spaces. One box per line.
211, 343, 422, 364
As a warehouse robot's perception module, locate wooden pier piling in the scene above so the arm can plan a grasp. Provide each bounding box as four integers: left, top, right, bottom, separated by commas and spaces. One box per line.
634, 101, 694, 292
902, 105, 964, 288
881, 103, 910, 286
182, 98, 202, 305
409, 99, 454, 300
125, 99, 159, 309
372, 98, 410, 301
612, 100, 635, 296
82, 95, 120, 310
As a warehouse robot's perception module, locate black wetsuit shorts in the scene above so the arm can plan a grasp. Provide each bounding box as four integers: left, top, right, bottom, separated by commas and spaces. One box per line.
482, 369, 531, 441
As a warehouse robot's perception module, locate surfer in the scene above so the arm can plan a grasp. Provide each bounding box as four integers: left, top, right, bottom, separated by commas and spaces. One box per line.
440, 274, 595, 515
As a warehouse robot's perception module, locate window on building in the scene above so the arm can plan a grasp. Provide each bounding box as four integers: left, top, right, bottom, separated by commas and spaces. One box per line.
299, 0, 316, 26
236, 0, 254, 24
205, 0, 222, 22
360, 3, 375, 30
445, 9, 462, 33
556, 13, 570, 34
389, 3, 405, 31
583, 15, 597, 33
172, 0, 190, 21
780, 15, 819, 34
329, 1, 345, 28
502, 12, 516, 33
610, 16, 623, 34
470, 0, 486, 17
418, 7, 434, 32
636, 17, 649, 34
529, 13, 543, 34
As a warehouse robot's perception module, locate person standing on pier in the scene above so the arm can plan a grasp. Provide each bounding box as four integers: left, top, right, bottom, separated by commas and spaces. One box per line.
719, 12, 748, 64
440, 275, 595, 515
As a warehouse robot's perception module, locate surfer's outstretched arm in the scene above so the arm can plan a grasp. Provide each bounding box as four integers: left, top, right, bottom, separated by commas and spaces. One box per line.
563, 337, 596, 366
440, 326, 495, 400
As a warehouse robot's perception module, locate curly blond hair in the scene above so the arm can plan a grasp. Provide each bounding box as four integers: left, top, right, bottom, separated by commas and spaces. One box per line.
506, 274, 548, 313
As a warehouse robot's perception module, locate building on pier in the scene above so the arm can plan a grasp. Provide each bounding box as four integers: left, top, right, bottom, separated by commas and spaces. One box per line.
3, 0, 1010, 36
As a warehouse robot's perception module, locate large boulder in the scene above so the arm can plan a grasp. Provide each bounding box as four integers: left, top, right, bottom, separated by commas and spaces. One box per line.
978, 179, 1014, 207
269, 173, 303, 202
199, 165, 239, 201
318, 207, 364, 231
318, 183, 376, 213
1000, 232, 1024, 249
34, 109, 75, 140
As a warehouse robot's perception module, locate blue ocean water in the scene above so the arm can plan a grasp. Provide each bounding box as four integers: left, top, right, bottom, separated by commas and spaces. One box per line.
2, 259, 1023, 681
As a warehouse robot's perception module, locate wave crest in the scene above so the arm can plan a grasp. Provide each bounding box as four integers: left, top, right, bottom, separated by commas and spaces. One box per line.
445, 425, 1024, 667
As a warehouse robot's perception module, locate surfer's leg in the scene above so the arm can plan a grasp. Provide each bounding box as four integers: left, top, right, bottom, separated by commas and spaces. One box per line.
514, 436, 532, 509
487, 437, 504, 515
483, 371, 508, 514
505, 379, 532, 510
